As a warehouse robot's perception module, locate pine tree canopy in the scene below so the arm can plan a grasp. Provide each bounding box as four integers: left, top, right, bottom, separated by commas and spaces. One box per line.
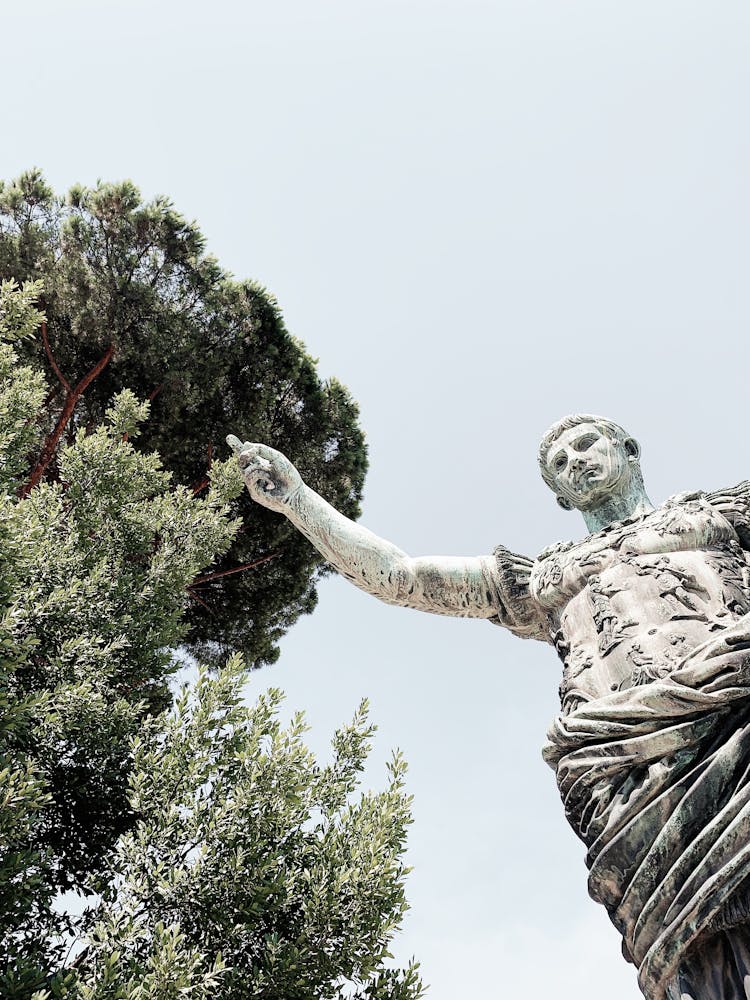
0, 170, 368, 667
0, 270, 423, 998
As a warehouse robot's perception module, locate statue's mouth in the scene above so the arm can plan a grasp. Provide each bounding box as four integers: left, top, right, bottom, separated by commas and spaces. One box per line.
574, 467, 599, 487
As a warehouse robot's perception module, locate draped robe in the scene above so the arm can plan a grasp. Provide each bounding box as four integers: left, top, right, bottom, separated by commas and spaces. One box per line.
544, 617, 750, 999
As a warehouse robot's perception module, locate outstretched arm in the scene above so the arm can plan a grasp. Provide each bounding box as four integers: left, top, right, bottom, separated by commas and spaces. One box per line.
228, 438, 545, 637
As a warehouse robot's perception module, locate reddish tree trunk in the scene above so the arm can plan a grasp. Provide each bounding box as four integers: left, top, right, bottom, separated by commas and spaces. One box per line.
21, 343, 115, 497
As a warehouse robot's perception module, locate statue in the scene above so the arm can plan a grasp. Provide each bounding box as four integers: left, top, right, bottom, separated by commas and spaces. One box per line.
227, 415, 750, 1000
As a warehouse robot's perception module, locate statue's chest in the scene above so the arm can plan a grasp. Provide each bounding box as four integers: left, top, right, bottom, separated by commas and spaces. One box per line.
529, 498, 750, 709
530, 497, 738, 610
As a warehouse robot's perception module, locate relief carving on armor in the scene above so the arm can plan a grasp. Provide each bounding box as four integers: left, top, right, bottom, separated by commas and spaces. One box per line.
625, 636, 685, 686
710, 541, 750, 617
622, 555, 711, 620
587, 573, 636, 655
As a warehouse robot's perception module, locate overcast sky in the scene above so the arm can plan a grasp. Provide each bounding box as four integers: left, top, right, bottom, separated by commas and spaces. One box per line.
5, 1, 750, 996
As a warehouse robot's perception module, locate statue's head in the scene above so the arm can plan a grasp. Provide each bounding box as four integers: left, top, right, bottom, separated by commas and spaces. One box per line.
538, 414, 643, 513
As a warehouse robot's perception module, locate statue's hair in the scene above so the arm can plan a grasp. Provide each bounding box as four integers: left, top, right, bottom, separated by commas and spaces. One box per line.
538, 414, 635, 491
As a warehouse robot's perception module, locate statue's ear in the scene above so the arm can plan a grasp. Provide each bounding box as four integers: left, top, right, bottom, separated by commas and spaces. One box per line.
556, 495, 574, 511
625, 438, 641, 461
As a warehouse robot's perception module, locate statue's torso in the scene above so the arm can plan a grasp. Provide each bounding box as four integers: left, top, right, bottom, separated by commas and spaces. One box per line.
529, 495, 750, 713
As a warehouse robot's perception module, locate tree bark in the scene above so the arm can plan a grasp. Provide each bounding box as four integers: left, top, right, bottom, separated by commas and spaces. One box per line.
21, 343, 115, 497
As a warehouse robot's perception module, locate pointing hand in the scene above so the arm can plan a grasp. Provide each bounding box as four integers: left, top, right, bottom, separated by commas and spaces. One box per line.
227, 435, 303, 512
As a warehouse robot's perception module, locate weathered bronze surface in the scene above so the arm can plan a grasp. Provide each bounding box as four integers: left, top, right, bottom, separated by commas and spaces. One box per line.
229, 417, 750, 999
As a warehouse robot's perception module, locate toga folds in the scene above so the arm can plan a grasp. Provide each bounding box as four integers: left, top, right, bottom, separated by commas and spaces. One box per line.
544, 617, 750, 1000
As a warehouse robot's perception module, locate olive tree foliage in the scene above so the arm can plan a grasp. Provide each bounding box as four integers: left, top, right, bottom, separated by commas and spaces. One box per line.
0, 279, 84, 990
71, 660, 423, 1000
0, 283, 423, 999
0, 170, 368, 667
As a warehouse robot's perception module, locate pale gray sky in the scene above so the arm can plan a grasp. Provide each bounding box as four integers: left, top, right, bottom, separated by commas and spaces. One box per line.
5, 1, 750, 996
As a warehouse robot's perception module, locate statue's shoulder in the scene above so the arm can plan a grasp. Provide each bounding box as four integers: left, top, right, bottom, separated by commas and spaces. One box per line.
537, 539, 576, 561
704, 480, 750, 548
704, 480, 750, 506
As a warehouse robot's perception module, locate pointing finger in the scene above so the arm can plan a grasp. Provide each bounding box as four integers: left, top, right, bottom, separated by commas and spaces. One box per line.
238, 446, 263, 469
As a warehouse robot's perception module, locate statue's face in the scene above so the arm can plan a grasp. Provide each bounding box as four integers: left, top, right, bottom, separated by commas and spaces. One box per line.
543, 422, 634, 511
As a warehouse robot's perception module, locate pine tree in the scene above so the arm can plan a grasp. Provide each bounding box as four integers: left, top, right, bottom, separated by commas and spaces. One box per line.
0, 171, 368, 667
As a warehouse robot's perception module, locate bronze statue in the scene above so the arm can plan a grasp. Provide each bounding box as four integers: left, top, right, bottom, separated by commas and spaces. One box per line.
229, 415, 750, 1000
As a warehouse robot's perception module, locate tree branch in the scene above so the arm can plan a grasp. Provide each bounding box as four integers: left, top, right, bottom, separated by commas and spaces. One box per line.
189, 551, 280, 588
21, 344, 115, 497
187, 589, 214, 614
40, 321, 71, 394
191, 443, 215, 494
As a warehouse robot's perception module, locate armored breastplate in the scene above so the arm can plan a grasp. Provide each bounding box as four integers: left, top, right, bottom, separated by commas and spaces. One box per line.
529, 495, 750, 711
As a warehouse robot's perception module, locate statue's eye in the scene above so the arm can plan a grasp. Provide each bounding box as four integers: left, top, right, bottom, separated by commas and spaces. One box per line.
574, 433, 598, 452
554, 453, 567, 472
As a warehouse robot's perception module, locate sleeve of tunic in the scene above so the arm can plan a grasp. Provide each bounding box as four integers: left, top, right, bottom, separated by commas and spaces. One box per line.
487, 544, 551, 643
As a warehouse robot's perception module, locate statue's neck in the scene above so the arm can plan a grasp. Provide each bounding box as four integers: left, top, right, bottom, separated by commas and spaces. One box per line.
581, 489, 654, 533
